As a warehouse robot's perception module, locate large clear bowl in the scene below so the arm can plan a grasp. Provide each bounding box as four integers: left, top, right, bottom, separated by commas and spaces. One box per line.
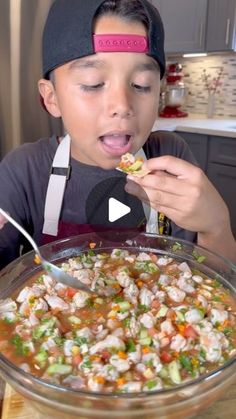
0, 231, 235, 419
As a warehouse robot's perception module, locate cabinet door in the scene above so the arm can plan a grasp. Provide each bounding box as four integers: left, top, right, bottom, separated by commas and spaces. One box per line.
206, 0, 236, 51
207, 163, 236, 238
208, 136, 236, 167
177, 132, 208, 171
151, 0, 207, 53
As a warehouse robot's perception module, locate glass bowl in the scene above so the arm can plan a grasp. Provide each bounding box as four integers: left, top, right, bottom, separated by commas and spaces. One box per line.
0, 231, 235, 419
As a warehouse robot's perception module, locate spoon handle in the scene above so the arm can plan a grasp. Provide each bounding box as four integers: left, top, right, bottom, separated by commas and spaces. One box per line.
0, 208, 42, 259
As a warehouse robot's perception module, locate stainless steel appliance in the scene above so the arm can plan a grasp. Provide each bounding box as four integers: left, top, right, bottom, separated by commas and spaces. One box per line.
0, 0, 63, 159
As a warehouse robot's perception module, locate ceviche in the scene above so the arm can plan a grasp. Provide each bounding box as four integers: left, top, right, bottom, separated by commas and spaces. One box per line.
116, 153, 150, 177
0, 248, 235, 394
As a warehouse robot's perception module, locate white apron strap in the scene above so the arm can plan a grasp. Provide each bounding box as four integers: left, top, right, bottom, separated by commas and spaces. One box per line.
42, 134, 71, 236
134, 149, 159, 234
42, 135, 159, 236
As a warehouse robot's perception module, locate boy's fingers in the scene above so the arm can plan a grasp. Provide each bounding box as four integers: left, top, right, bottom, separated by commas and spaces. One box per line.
142, 156, 199, 179
127, 173, 186, 197
0, 215, 7, 229
125, 180, 186, 211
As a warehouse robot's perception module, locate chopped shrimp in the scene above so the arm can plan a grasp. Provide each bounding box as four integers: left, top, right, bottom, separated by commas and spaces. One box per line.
157, 257, 173, 266
139, 287, 154, 306
139, 313, 155, 329
170, 334, 187, 351
177, 277, 195, 294
73, 269, 92, 285
89, 335, 125, 355
160, 319, 175, 335
210, 308, 228, 325
124, 282, 139, 304
109, 354, 130, 372
45, 295, 69, 311
185, 308, 204, 324
0, 298, 17, 312
200, 331, 222, 363
167, 286, 186, 303
72, 291, 90, 308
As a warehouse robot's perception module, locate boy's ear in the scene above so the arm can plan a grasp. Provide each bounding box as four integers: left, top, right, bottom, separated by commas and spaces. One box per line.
38, 79, 61, 117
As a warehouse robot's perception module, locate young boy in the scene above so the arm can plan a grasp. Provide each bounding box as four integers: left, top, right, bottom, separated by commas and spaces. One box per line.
0, 0, 235, 269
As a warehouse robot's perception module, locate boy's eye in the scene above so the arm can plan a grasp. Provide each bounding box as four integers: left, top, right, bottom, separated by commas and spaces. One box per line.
80, 83, 104, 91
132, 83, 151, 92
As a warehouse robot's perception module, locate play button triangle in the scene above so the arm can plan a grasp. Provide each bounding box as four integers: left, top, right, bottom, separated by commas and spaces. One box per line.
108, 197, 131, 223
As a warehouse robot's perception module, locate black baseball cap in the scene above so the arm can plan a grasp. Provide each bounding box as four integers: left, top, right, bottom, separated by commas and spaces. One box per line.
42, 0, 165, 79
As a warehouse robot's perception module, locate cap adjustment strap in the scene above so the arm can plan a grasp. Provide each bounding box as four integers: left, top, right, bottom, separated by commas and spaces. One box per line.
93, 34, 149, 53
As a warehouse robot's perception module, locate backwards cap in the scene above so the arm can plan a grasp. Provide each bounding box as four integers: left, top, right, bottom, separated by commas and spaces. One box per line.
43, 0, 165, 79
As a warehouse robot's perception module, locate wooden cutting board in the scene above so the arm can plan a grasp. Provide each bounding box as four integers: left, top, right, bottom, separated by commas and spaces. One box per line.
2, 382, 236, 419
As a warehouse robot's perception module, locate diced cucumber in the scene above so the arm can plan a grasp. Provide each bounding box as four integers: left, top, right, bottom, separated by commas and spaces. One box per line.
156, 305, 168, 318
138, 336, 152, 346
168, 360, 181, 384
46, 364, 72, 375
118, 301, 131, 311
129, 160, 143, 171
68, 316, 82, 325
34, 349, 48, 367
175, 310, 185, 322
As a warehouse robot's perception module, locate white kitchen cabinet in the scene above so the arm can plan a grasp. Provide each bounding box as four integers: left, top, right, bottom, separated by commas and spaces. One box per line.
150, 0, 207, 53
206, 0, 236, 52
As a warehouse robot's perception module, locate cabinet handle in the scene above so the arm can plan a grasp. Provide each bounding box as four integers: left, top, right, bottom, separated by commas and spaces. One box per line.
199, 22, 203, 48
225, 18, 230, 45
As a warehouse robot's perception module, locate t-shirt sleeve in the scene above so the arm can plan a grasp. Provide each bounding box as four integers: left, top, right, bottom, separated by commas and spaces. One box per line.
143, 130, 198, 243
0, 149, 30, 268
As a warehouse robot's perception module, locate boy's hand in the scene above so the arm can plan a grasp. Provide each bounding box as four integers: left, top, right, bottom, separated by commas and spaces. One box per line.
0, 214, 7, 229
125, 155, 230, 236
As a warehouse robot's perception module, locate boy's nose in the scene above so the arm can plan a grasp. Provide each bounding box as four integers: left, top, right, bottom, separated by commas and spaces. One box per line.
108, 88, 134, 119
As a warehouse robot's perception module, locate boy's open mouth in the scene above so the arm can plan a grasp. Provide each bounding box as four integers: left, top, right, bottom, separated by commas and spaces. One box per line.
99, 133, 132, 156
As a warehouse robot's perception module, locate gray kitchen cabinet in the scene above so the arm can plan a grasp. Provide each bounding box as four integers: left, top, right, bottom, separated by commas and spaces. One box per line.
150, 0, 207, 53
176, 131, 208, 171
206, 0, 236, 52
177, 131, 236, 237
207, 163, 236, 237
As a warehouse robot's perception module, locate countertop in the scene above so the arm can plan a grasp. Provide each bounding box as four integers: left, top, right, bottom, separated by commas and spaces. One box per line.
152, 115, 236, 138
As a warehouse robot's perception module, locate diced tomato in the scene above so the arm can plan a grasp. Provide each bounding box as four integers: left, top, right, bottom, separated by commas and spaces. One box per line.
151, 300, 160, 309
72, 354, 82, 366
160, 351, 172, 364
149, 253, 158, 263
148, 327, 158, 337
65, 287, 77, 298
184, 325, 198, 339
101, 350, 111, 361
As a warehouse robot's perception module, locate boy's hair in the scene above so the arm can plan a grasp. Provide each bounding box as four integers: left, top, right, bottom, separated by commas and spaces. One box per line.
43, 0, 165, 80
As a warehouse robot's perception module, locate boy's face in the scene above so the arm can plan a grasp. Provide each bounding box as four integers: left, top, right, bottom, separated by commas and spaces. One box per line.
39, 16, 160, 169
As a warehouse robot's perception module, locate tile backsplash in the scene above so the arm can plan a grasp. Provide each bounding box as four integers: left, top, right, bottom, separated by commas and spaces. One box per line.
166, 53, 236, 118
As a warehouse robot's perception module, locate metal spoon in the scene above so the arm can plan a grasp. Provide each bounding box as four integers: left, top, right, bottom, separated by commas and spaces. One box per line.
0, 208, 94, 293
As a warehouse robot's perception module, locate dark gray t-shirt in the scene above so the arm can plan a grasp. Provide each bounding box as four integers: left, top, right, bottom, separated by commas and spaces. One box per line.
0, 131, 197, 268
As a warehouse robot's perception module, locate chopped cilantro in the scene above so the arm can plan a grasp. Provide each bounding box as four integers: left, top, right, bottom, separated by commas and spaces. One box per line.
179, 354, 193, 374
74, 336, 88, 346
213, 296, 222, 302
172, 242, 182, 252
126, 339, 136, 353
146, 379, 158, 390
192, 250, 206, 264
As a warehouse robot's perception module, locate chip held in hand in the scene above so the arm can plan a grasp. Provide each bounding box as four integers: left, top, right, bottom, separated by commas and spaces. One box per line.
116, 153, 151, 178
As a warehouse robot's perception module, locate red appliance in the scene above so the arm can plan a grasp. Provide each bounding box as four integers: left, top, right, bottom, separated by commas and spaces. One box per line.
160, 63, 188, 118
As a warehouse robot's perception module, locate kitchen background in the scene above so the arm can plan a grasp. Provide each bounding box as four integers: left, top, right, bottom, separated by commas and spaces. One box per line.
174, 53, 236, 118
0, 0, 235, 237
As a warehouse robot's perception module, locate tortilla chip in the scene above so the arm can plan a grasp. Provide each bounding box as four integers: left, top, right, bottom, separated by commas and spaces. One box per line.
116, 153, 151, 178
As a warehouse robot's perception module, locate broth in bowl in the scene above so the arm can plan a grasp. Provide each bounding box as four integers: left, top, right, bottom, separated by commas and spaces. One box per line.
0, 246, 235, 394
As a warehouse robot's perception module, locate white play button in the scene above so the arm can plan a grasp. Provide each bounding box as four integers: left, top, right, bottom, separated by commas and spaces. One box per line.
108, 197, 131, 222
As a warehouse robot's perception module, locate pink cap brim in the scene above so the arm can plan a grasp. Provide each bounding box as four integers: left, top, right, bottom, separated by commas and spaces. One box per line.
93, 34, 149, 53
